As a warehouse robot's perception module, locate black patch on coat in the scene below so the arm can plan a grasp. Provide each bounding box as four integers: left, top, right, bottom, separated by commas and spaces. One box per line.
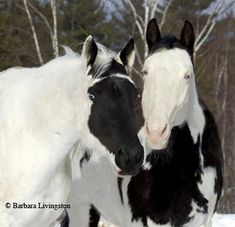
199, 100, 223, 210
118, 177, 124, 204
60, 209, 69, 227
127, 115, 222, 226
89, 205, 100, 227
88, 75, 144, 174
88, 76, 142, 153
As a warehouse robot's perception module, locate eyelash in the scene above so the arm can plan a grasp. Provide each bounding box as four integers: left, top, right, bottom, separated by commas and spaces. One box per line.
88, 93, 95, 101
142, 70, 148, 76
184, 74, 191, 79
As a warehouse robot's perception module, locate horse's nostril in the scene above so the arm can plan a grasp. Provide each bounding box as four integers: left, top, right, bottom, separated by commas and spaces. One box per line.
146, 123, 150, 134
118, 147, 124, 155
118, 147, 126, 160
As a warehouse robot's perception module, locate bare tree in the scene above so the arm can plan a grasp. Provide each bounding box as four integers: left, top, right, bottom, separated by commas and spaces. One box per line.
50, 0, 59, 57
119, 0, 235, 72
125, 0, 173, 58
194, 1, 235, 57
23, 0, 59, 60
22, 0, 43, 65
121, 0, 173, 77
214, 46, 229, 151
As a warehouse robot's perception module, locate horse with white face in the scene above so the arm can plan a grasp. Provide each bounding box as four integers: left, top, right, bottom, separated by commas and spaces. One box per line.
0, 36, 144, 227
142, 19, 196, 150
68, 20, 223, 227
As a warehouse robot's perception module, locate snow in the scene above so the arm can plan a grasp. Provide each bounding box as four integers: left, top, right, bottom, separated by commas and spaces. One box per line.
98, 214, 235, 227
212, 213, 235, 227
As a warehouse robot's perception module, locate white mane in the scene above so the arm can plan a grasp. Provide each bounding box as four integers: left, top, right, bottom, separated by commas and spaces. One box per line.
88, 43, 117, 80
96, 43, 116, 63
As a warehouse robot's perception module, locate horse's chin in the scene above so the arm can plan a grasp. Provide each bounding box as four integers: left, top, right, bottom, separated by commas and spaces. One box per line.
110, 164, 140, 178
108, 159, 140, 178
117, 169, 140, 177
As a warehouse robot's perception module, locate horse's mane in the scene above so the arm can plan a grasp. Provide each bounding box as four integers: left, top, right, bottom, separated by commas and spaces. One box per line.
88, 43, 117, 79
0, 42, 116, 89
0, 42, 121, 121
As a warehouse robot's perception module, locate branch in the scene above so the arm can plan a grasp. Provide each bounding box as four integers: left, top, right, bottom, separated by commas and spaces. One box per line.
221, 48, 228, 150
144, 1, 150, 30
22, 0, 43, 65
135, 47, 144, 67
28, 0, 59, 58
159, 0, 173, 30
124, 0, 145, 41
195, 14, 215, 45
50, 0, 59, 57
194, 21, 215, 53
215, 56, 225, 99
133, 67, 142, 79
150, 0, 159, 19
144, 1, 150, 55
194, 1, 224, 54
28, 1, 53, 38
220, 0, 235, 16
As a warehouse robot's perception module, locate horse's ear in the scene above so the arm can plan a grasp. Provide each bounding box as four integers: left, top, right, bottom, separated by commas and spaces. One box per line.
146, 18, 161, 51
82, 35, 98, 72
180, 20, 195, 51
118, 38, 135, 70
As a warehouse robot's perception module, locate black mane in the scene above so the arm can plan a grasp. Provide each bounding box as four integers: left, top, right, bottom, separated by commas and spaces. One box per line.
148, 34, 194, 63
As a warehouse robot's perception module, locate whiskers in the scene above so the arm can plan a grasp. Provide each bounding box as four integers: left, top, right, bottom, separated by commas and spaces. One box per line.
147, 129, 178, 166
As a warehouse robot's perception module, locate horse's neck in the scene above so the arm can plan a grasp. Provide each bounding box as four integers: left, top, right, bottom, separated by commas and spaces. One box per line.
39, 57, 110, 154
39, 57, 89, 128
186, 90, 205, 144
1, 55, 92, 155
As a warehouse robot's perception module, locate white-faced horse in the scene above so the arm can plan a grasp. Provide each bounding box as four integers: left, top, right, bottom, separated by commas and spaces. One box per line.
0, 36, 145, 227
67, 19, 223, 227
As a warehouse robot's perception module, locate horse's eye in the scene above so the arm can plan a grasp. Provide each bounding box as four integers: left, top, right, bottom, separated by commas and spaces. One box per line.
141, 70, 148, 76
88, 93, 95, 101
184, 74, 191, 79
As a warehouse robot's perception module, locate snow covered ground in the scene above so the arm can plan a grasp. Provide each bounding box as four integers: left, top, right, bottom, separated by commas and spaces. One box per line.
212, 213, 235, 227
98, 213, 235, 227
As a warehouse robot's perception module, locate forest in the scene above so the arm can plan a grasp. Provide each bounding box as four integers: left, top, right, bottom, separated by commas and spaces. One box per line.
0, 0, 234, 213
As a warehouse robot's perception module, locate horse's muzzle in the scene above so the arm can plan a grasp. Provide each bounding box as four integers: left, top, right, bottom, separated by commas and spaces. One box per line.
114, 140, 144, 176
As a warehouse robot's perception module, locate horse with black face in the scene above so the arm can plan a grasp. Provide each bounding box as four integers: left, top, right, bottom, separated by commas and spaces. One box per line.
68, 19, 223, 227
0, 36, 144, 227
86, 38, 144, 176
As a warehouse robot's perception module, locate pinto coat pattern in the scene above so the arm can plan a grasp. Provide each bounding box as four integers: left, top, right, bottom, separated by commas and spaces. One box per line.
0, 36, 145, 227
68, 19, 223, 227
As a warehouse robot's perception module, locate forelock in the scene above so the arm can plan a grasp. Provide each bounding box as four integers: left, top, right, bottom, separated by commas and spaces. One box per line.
147, 35, 193, 63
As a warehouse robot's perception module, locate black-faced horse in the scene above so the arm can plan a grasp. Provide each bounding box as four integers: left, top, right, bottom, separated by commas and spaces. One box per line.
0, 36, 144, 227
